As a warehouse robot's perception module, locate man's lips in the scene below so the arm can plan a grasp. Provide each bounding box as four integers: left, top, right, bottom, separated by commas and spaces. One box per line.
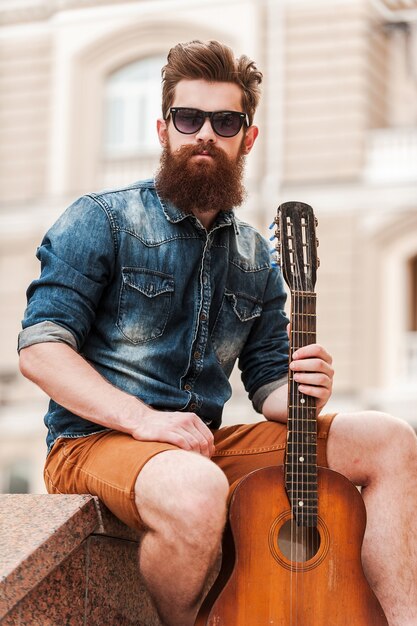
192, 151, 214, 159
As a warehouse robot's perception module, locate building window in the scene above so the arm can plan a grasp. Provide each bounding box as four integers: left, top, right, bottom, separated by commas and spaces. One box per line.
103, 55, 165, 157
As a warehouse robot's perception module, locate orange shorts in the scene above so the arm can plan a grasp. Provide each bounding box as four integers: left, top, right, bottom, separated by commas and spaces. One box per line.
44, 414, 336, 531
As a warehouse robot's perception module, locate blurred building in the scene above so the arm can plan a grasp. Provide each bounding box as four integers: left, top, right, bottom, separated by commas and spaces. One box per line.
0, 0, 416, 493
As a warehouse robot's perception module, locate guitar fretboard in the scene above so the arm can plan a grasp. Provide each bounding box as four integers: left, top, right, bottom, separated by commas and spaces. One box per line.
285, 291, 318, 527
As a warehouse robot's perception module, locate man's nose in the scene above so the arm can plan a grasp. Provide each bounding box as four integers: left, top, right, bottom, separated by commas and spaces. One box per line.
195, 117, 216, 142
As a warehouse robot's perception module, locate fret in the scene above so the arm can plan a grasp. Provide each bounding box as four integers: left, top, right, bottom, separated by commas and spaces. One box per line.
286, 490, 318, 498
287, 493, 318, 499
288, 504, 318, 513
285, 459, 317, 467
292, 291, 316, 297
286, 486, 318, 492
285, 452, 317, 459
286, 429, 317, 435
285, 453, 316, 460
287, 425, 317, 432
286, 500, 318, 508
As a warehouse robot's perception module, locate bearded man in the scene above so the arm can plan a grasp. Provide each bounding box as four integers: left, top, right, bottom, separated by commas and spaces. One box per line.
18, 40, 417, 626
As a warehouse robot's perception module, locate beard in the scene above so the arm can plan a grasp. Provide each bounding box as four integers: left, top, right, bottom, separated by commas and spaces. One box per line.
155, 139, 247, 215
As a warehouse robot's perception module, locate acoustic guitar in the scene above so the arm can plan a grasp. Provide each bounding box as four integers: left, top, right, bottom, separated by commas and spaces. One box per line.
195, 202, 388, 625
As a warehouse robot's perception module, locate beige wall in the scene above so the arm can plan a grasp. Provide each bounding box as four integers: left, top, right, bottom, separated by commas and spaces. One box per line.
283, 1, 389, 184
0, 36, 52, 204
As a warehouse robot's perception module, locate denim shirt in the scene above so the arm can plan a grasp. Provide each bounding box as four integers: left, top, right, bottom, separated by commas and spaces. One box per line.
18, 179, 289, 452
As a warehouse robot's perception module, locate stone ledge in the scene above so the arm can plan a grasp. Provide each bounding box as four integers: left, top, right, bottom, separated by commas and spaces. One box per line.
0, 494, 161, 625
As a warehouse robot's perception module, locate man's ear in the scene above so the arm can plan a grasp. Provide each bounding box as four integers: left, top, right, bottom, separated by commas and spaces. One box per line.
157, 118, 168, 147
242, 125, 259, 155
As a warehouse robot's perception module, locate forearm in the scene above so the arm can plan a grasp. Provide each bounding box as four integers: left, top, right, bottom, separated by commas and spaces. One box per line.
262, 383, 289, 424
19, 342, 153, 434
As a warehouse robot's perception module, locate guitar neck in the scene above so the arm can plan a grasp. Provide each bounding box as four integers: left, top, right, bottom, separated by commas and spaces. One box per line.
285, 290, 318, 527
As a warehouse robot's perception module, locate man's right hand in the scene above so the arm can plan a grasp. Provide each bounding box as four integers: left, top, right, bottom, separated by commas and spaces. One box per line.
130, 409, 215, 458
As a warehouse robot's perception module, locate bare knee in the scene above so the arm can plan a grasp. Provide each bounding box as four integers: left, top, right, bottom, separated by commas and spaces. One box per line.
135, 450, 229, 542
328, 410, 417, 485
363, 412, 416, 469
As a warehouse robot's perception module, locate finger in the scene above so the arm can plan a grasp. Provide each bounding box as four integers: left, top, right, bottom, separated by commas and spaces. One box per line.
292, 344, 333, 364
191, 417, 215, 457
293, 372, 331, 388
149, 430, 195, 451
290, 358, 334, 378
148, 424, 208, 456
175, 413, 214, 457
177, 426, 211, 456
296, 383, 331, 401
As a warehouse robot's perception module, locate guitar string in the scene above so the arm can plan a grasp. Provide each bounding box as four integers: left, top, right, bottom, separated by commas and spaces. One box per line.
298, 220, 306, 625
304, 226, 310, 569
305, 223, 317, 565
298, 220, 305, 625
293, 216, 303, 626
294, 240, 299, 626
294, 216, 303, 626
287, 213, 295, 626
304, 223, 314, 576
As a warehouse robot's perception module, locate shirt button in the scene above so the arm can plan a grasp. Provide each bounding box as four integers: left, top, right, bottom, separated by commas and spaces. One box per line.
184, 383, 191, 391
194, 351, 201, 360
200, 313, 207, 321
190, 403, 197, 410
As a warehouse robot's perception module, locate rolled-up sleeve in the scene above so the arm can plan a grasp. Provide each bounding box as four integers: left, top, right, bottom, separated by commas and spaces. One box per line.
238, 264, 289, 411
18, 195, 116, 352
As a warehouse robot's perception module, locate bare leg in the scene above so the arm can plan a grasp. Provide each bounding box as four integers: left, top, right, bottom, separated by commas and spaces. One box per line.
327, 411, 417, 626
134, 450, 229, 626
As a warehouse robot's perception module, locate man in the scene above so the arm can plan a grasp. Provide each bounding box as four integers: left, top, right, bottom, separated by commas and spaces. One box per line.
18, 40, 416, 626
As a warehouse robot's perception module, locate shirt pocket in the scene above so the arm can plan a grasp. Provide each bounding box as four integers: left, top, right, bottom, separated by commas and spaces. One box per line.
211, 289, 262, 370
117, 267, 174, 344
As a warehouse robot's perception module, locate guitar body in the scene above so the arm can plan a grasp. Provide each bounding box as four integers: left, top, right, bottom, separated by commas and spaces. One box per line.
195, 465, 388, 626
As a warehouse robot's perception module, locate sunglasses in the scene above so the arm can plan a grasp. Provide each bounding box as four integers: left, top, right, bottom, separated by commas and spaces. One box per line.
167, 107, 249, 138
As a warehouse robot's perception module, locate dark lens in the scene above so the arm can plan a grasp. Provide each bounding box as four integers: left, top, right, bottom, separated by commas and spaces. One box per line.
212, 112, 243, 137
174, 108, 204, 134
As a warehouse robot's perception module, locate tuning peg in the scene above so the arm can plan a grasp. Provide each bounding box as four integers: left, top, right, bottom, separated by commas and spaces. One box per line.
316, 257, 320, 268
315, 217, 318, 227
316, 237, 319, 248
275, 227, 281, 240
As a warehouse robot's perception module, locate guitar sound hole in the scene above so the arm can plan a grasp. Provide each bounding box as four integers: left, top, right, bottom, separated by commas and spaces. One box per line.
278, 519, 321, 562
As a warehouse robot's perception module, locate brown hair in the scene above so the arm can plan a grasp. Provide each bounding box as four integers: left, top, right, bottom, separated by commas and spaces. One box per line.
161, 40, 263, 126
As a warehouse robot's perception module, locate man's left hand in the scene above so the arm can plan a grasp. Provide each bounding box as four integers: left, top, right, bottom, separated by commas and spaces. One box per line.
290, 343, 334, 413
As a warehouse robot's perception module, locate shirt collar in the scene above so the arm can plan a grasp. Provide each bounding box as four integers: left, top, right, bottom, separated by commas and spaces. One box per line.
155, 181, 240, 236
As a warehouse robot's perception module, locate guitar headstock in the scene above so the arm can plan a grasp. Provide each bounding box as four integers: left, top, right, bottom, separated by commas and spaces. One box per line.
274, 201, 319, 293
